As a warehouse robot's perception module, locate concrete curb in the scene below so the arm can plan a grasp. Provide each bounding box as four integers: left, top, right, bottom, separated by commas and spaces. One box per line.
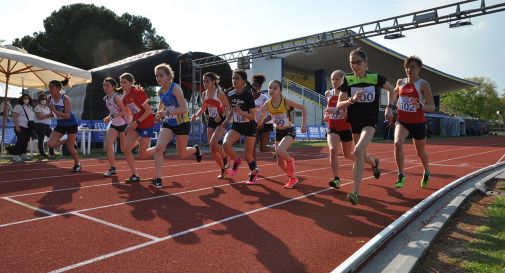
358, 164, 505, 273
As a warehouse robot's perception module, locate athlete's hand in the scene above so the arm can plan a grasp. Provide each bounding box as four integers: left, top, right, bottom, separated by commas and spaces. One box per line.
301, 123, 307, 133
103, 116, 111, 123
325, 107, 337, 114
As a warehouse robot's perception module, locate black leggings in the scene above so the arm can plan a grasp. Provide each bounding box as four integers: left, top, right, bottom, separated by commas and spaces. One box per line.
36, 123, 54, 156
13, 126, 31, 155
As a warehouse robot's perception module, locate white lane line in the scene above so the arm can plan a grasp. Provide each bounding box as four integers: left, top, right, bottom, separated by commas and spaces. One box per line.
5, 146, 503, 229
0, 165, 332, 228
1, 155, 328, 199
3, 198, 159, 240
70, 212, 160, 240
47, 184, 341, 273
0, 152, 327, 184
3, 197, 56, 216
496, 152, 505, 165
46, 147, 505, 273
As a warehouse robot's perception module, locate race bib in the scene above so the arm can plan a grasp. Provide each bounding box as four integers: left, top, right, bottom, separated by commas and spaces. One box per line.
233, 112, 248, 123
398, 96, 417, 112
351, 86, 375, 103
272, 113, 290, 127
126, 102, 141, 115
207, 106, 219, 118
165, 105, 177, 120
329, 108, 344, 120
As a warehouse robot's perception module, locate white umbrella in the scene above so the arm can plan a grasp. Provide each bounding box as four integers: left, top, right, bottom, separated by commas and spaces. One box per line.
0, 45, 92, 154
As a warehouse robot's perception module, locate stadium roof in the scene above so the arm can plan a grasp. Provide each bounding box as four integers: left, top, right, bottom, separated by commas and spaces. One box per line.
282, 36, 477, 96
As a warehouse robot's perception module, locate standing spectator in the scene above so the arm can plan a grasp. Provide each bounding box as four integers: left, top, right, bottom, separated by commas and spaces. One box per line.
11, 94, 35, 161
34, 93, 55, 158
0, 97, 13, 122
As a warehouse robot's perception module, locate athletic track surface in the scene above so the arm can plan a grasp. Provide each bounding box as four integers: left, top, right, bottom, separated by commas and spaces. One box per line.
1, 136, 504, 273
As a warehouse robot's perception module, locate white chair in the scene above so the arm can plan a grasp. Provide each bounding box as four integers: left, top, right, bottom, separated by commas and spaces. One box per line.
28, 135, 64, 156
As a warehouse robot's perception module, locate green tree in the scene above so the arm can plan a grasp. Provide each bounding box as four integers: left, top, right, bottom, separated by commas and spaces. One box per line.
12, 4, 168, 70
440, 77, 502, 120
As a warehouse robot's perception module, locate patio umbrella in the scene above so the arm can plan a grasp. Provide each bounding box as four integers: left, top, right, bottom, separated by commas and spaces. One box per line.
0, 45, 92, 154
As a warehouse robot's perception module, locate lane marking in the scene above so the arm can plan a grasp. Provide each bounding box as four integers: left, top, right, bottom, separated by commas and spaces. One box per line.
3, 197, 56, 216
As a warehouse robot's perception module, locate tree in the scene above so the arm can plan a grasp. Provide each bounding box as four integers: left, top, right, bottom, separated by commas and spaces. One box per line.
12, 4, 168, 70
440, 77, 502, 120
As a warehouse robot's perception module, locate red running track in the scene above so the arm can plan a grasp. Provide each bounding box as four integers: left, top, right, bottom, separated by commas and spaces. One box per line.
0, 136, 504, 273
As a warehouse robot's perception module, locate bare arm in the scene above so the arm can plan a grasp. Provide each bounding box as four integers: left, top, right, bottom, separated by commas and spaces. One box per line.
286, 98, 307, 132
419, 80, 435, 112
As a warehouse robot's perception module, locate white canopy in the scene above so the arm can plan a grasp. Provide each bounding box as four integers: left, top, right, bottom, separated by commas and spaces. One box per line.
0, 46, 92, 88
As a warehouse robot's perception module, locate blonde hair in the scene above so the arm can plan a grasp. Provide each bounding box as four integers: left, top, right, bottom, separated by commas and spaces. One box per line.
155, 63, 174, 80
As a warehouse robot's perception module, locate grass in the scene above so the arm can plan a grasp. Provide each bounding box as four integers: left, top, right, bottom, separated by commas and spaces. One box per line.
464, 194, 505, 273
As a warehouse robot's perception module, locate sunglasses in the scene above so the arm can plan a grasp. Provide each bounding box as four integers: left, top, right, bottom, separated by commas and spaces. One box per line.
350, 60, 363, 65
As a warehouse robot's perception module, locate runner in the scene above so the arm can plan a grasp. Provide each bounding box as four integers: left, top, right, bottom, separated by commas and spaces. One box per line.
251, 74, 273, 162
257, 80, 307, 188
151, 63, 202, 188
102, 77, 128, 177
192, 72, 230, 178
121, 73, 156, 183
392, 56, 435, 188
325, 70, 354, 188
337, 47, 395, 205
47, 79, 81, 172
222, 69, 258, 184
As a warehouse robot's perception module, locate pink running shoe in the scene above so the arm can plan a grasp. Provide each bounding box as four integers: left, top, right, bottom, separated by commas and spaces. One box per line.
245, 169, 259, 185
286, 157, 295, 177
284, 177, 299, 189
226, 159, 242, 176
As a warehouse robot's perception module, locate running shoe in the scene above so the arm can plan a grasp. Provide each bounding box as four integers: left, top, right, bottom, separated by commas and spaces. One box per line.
347, 192, 359, 205
284, 177, 299, 189
372, 158, 381, 179
246, 169, 259, 185
421, 172, 431, 188
71, 164, 81, 172
329, 177, 341, 189
150, 178, 163, 188
125, 174, 140, 184
226, 159, 242, 176
103, 167, 117, 177
223, 157, 230, 169
286, 157, 296, 177
218, 168, 226, 178
394, 174, 406, 188
194, 144, 203, 162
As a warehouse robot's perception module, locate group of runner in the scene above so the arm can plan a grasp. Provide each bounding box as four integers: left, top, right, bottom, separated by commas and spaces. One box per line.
46, 47, 434, 205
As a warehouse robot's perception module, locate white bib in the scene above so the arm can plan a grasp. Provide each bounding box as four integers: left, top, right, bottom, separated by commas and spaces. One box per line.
207, 106, 219, 118
272, 113, 290, 127
398, 96, 417, 112
351, 86, 375, 103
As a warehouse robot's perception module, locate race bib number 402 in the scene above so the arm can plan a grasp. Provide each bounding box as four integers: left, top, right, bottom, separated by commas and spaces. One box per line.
398, 96, 417, 112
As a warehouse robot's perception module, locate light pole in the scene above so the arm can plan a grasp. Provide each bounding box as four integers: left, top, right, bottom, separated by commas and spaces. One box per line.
498, 111, 501, 135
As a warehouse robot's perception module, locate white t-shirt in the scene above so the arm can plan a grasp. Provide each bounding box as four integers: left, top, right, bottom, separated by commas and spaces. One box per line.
34, 104, 52, 125
13, 104, 35, 128
255, 93, 272, 124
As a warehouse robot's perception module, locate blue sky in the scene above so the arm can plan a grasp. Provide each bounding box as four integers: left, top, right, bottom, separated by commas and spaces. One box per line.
2, 0, 505, 96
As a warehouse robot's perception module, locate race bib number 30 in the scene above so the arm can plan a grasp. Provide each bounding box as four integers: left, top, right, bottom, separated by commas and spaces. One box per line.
398, 96, 417, 112
351, 86, 375, 103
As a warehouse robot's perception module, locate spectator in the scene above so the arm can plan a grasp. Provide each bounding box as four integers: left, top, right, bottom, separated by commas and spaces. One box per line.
34, 93, 55, 158
11, 94, 35, 161
0, 97, 13, 122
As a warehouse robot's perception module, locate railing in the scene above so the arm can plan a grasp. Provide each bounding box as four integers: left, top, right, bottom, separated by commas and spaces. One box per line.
282, 78, 327, 126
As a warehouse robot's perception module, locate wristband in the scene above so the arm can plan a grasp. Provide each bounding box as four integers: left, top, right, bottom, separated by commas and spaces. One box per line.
387, 104, 395, 109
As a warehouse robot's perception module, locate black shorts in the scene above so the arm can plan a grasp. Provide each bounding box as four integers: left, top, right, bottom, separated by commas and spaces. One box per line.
327, 128, 353, 142
397, 121, 426, 140
231, 122, 256, 137
110, 124, 127, 132
163, 122, 191, 136
54, 124, 78, 135
207, 116, 224, 129
351, 122, 377, 134
258, 123, 273, 134
275, 127, 296, 141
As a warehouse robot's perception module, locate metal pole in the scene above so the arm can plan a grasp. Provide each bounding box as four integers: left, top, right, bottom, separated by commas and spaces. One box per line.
1, 74, 10, 155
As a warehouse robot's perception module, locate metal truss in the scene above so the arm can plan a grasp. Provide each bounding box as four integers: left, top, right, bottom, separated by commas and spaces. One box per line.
192, 0, 505, 69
